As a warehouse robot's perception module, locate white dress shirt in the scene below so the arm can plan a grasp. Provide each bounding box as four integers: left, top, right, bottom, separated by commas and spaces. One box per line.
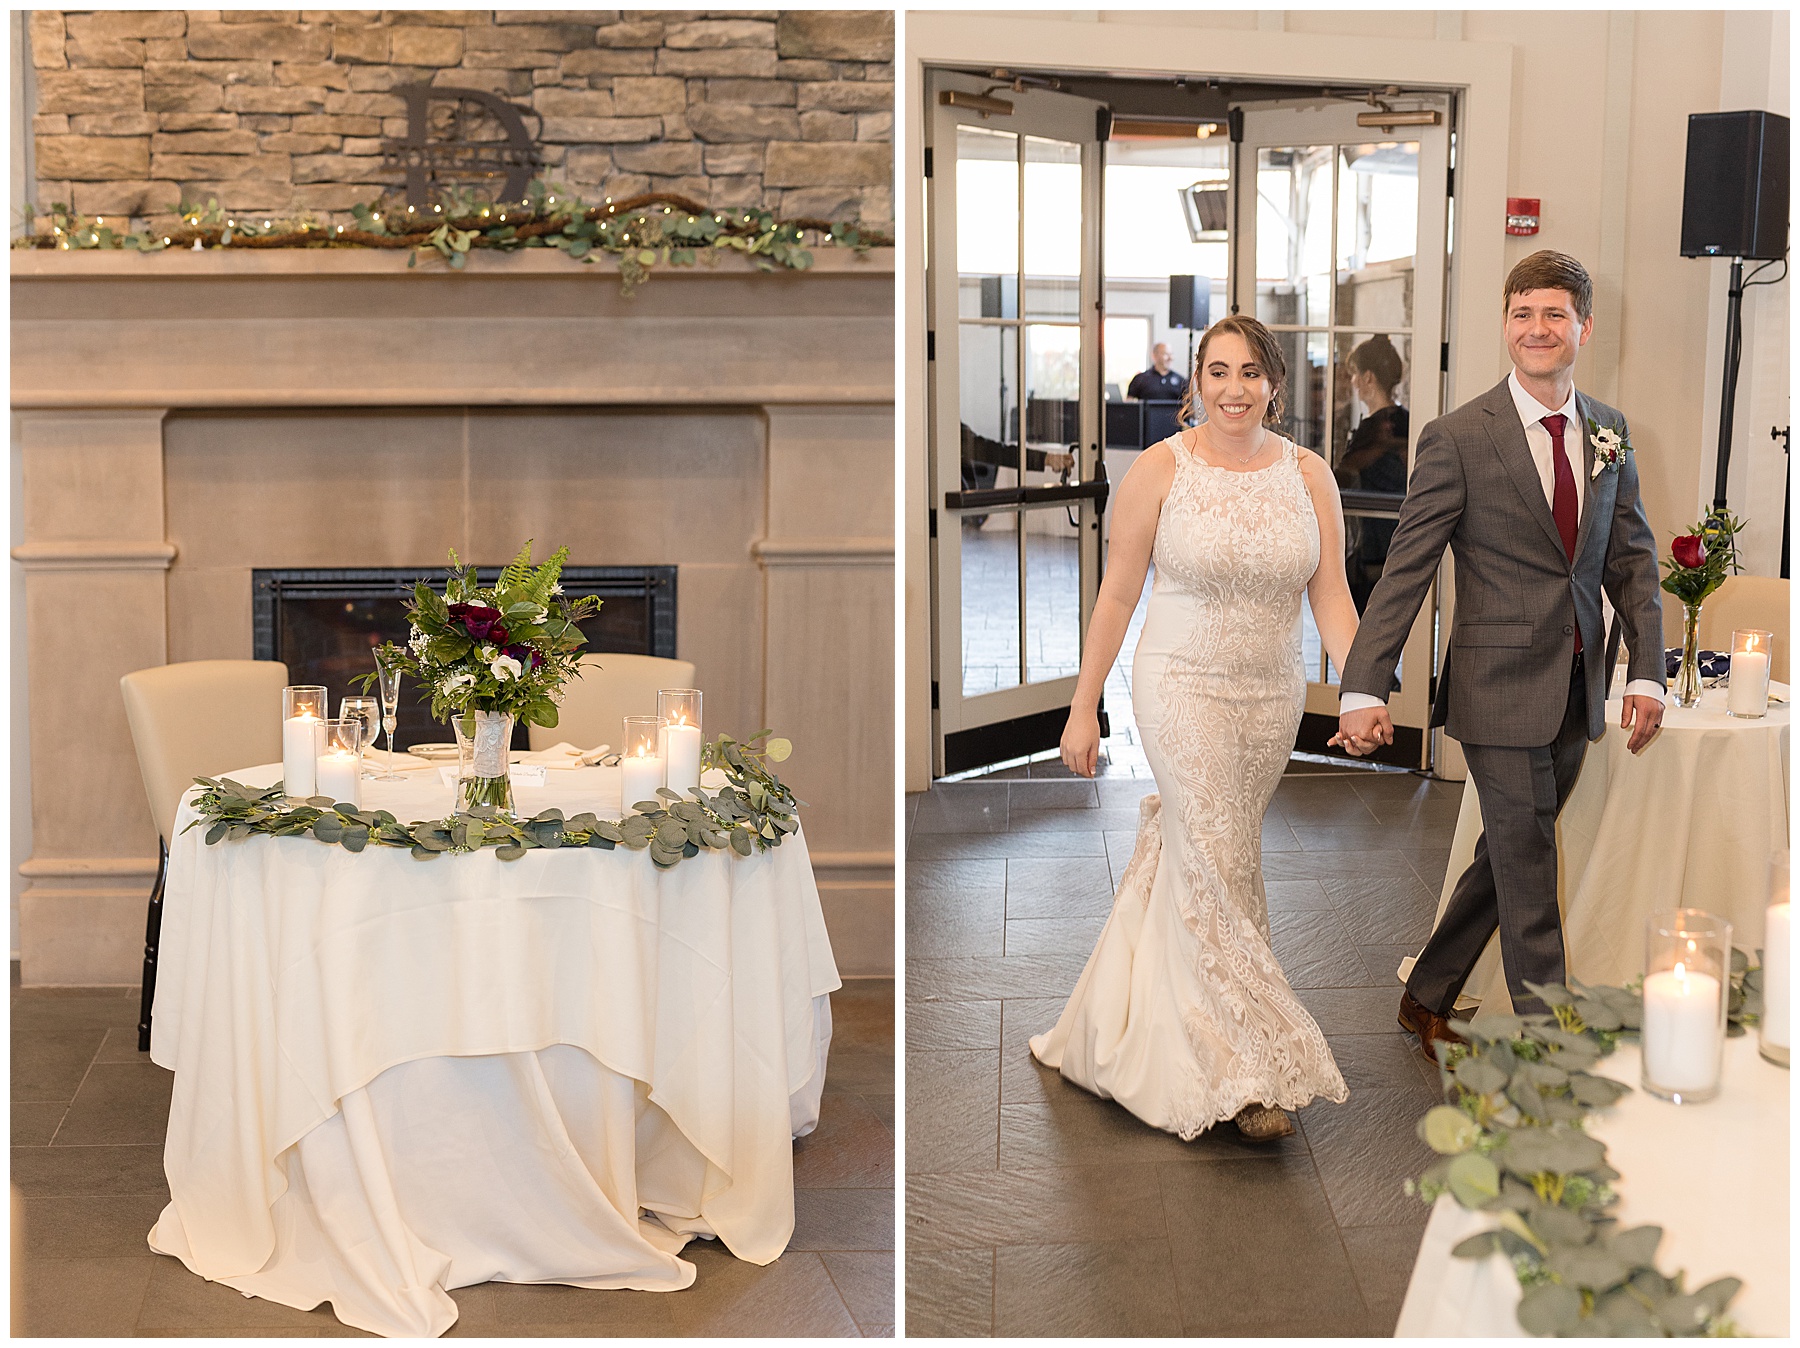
1338, 370, 1663, 715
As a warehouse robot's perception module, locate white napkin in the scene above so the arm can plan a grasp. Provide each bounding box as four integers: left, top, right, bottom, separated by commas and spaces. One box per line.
515, 742, 610, 769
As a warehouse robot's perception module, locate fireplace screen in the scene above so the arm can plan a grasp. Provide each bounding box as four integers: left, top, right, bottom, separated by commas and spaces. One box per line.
252, 566, 677, 751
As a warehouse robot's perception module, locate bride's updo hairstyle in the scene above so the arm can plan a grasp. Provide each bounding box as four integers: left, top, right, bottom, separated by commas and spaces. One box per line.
1179, 314, 1289, 430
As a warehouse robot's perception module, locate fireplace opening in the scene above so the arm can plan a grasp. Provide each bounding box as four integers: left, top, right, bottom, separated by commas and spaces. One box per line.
253, 566, 677, 751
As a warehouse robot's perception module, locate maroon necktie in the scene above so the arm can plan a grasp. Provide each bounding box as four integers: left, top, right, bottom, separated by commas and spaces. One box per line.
1542, 412, 1581, 652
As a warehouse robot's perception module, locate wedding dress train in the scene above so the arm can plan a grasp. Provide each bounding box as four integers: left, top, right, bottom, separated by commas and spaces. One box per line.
1030, 435, 1348, 1138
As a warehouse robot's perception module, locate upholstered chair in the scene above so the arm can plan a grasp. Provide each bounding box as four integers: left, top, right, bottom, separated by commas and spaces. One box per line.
120, 659, 290, 1050
527, 654, 698, 752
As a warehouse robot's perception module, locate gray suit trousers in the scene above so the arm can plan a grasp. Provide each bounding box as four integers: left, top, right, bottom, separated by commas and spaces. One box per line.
1405, 655, 1590, 1018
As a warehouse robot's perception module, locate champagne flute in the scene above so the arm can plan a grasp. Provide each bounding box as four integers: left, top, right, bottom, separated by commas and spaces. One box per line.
341, 697, 381, 779
373, 649, 403, 781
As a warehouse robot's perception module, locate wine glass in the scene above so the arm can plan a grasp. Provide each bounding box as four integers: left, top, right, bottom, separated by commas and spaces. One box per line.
372, 649, 403, 781
341, 697, 381, 778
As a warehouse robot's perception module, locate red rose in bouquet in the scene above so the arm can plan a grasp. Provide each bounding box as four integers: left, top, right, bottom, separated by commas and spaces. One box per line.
1670, 535, 1706, 570
447, 602, 509, 645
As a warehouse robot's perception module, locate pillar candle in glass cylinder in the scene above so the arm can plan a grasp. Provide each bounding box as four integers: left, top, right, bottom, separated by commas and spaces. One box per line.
1641, 909, 1731, 1102
282, 685, 329, 799
658, 688, 703, 796
1727, 629, 1773, 718
621, 715, 666, 812
315, 718, 363, 808
1761, 852, 1790, 1067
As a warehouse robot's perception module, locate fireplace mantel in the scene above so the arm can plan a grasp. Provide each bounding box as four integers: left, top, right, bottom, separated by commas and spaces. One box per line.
11, 247, 894, 985
13, 248, 893, 411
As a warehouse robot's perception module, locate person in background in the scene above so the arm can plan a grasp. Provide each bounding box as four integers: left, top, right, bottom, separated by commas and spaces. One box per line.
1336, 334, 1411, 609
1127, 342, 1187, 402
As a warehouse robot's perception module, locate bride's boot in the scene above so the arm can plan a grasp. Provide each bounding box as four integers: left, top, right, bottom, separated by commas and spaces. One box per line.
1233, 1102, 1295, 1142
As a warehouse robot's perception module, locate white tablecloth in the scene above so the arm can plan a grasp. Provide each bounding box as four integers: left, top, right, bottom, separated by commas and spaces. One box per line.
1412, 687, 1790, 1011
148, 761, 841, 1337
1398, 1034, 1789, 1336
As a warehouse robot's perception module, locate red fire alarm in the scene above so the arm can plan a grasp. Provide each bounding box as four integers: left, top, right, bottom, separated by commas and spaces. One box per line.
1506, 197, 1541, 236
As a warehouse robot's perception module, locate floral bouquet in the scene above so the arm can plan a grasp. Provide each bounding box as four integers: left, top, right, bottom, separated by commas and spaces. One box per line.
1659, 510, 1744, 706
357, 541, 599, 807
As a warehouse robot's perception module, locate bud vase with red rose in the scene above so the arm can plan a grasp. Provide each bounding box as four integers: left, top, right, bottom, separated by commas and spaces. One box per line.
1660, 513, 1745, 710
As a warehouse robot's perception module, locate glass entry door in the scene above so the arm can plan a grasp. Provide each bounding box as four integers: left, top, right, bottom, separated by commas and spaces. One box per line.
926, 71, 1107, 776
1231, 98, 1452, 768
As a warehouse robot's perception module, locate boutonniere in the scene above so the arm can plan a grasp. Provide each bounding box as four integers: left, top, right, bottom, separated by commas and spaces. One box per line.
1586, 419, 1632, 479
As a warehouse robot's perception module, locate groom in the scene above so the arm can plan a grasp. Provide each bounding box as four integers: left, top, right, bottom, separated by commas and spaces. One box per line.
1335, 250, 1666, 1049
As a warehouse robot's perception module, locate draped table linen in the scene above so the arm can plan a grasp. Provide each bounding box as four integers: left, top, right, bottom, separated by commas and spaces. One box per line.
1396, 1034, 1789, 1336
1406, 686, 1789, 1009
147, 761, 840, 1336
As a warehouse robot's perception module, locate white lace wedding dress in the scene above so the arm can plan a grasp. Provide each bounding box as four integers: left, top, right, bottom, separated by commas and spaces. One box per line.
1030, 433, 1349, 1138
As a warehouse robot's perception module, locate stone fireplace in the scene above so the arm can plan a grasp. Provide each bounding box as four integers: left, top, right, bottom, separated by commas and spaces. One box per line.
12, 247, 894, 982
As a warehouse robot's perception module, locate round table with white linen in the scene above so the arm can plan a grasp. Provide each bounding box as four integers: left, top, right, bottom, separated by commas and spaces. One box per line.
1405, 685, 1789, 1012
147, 758, 841, 1337
1396, 1033, 1789, 1336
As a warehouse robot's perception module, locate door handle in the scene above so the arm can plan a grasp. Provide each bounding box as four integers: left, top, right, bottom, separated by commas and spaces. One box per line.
945, 481, 1110, 511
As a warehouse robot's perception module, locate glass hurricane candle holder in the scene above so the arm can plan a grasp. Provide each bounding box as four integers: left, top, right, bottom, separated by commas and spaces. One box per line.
1727, 629, 1774, 718
621, 715, 667, 812
658, 688, 703, 796
316, 718, 363, 808
1761, 852, 1790, 1068
1642, 908, 1732, 1103
282, 685, 329, 799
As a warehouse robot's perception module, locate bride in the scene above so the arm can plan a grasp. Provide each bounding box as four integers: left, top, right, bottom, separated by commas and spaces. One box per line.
1030, 315, 1364, 1142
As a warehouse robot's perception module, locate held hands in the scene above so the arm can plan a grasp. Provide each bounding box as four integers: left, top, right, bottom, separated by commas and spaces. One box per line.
1331, 705, 1393, 757
1620, 693, 1664, 755
1061, 708, 1102, 778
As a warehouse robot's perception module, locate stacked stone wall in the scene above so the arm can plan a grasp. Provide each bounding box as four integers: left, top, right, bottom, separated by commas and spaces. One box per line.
24, 9, 893, 233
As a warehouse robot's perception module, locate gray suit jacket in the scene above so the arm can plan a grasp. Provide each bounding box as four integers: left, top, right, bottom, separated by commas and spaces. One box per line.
1339, 377, 1665, 747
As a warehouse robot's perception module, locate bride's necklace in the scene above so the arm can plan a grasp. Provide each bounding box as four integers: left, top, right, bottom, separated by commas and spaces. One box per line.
1197, 422, 1270, 466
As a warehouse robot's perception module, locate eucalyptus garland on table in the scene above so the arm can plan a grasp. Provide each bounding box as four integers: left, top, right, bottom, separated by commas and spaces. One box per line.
1410, 970, 1760, 1337
186, 731, 799, 869
16, 180, 892, 294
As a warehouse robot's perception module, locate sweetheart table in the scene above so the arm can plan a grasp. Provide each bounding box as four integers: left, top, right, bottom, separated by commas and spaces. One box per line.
147, 759, 841, 1337
1406, 685, 1789, 1011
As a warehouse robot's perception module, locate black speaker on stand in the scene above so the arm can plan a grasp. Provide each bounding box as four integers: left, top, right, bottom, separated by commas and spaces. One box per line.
1680, 109, 1789, 512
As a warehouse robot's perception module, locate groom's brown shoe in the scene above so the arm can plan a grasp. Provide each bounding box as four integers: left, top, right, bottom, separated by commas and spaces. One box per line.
1399, 990, 1466, 1062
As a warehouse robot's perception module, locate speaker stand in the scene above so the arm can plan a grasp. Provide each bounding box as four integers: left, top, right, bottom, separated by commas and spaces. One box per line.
1712, 256, 1746, 513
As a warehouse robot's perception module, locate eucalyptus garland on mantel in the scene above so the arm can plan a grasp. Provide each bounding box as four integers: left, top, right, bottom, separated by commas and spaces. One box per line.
15, 180, 893, 294
186, 731, 800, 869
1410, 973, 1759, 1337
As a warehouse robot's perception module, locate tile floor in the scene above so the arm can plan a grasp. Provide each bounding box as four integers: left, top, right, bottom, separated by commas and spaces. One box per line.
11, 972, 894, 1338
904, 757, 1461, 1337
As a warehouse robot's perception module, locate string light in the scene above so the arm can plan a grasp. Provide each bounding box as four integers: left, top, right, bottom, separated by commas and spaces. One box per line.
95, 217, 104, 225
162, 236, 170, 244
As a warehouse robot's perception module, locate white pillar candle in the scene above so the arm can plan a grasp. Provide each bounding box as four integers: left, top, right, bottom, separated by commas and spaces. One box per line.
315, 750, 361, 808
1642, 965, 1724, 1093
1763, 903, 1790, 1051
620, 752, 664, 812
664, 721, 702, 796
1728, 650, 1770, 716
282, 714, 323, 798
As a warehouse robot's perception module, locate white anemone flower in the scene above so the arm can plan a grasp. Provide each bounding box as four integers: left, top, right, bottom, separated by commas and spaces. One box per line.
491, 654, 524, 682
